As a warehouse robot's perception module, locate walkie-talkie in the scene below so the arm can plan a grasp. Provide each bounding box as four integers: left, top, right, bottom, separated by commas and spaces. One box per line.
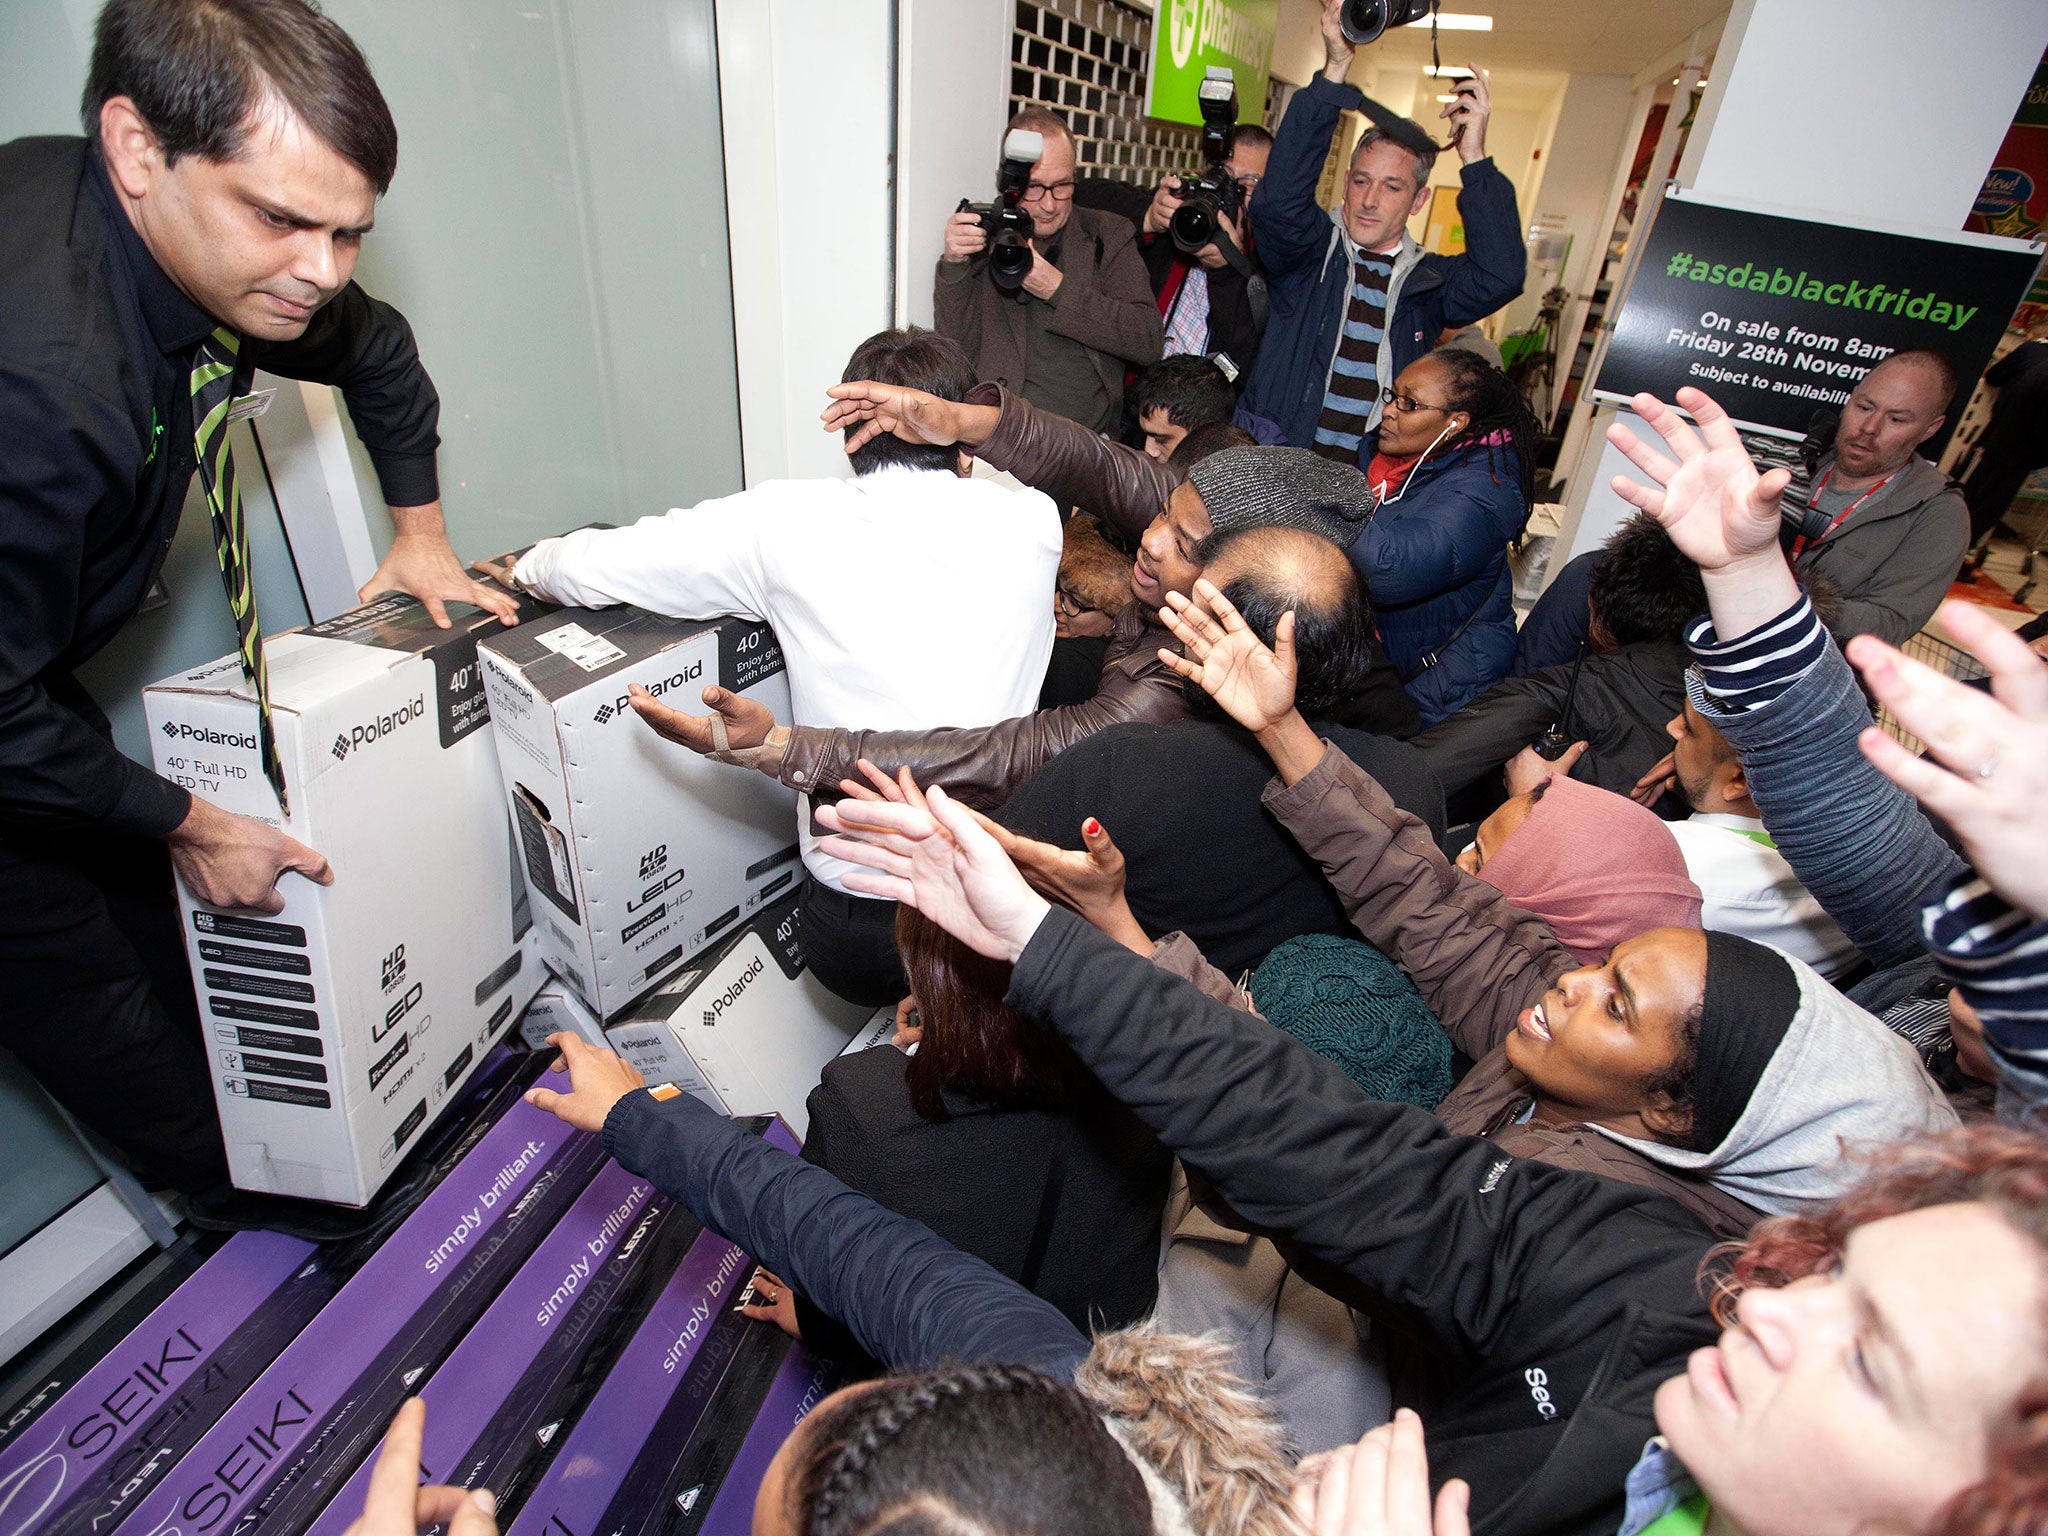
1533, 639, 1591, 761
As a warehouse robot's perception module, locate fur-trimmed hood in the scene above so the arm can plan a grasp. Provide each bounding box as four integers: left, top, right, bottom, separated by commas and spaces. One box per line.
1076, 1325, 1302, 1536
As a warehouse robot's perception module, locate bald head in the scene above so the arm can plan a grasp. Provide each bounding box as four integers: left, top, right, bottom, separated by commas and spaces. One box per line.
1835, 347, 1954, 481
1195, 527, 1374, 718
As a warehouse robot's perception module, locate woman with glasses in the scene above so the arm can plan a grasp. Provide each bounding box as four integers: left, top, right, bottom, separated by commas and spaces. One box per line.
1348, 346, 1540, 723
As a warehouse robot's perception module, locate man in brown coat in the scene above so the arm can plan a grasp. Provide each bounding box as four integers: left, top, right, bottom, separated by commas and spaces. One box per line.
936, 106, 1162, 434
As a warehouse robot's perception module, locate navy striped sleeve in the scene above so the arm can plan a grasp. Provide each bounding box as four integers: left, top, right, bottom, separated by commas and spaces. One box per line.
1924, 873, 2048, 1067
1685, 592, 1830, 711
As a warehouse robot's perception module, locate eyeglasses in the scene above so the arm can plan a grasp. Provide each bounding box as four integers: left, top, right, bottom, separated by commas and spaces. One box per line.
1054, 586, 1090, 619
1380, 387, 1448, 415
1021, 179, 1076, 205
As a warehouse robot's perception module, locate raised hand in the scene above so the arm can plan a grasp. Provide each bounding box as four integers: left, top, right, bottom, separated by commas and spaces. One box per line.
817, 782, 1051, 962
974, 813, 1151, 953
1850, 599, 2048, 921
1156, 579, 1299, 732
1606, 389, 1789, 574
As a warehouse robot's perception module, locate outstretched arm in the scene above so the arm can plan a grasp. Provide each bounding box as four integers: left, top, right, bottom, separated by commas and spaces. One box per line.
813, 790, 1704, 1364
526, 1037, 1087, 1377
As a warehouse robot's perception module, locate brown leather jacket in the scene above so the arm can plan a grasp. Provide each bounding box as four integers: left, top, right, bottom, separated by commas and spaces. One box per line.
1153, 740, 1762, 1240
967, 381, 1175, 544
777, 387, 1186, 809
780, 600, 1182, 810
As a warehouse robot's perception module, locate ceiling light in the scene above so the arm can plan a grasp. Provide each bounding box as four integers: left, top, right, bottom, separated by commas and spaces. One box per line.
1422, 64, 1473, 76
1409, 12, 1493, 30
1435, 93, 1458, 101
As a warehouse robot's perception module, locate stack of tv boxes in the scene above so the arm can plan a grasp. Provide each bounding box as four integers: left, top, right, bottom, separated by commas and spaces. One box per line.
147, 588, 866, 1204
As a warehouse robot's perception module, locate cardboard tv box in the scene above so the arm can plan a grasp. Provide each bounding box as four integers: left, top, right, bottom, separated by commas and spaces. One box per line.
476, 604, 803, 1019
144, 595, 543, 1206
602, 892, 868, 1137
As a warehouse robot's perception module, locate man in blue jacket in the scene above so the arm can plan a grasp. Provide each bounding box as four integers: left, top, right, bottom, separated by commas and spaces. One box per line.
1237, 0, 1525, 460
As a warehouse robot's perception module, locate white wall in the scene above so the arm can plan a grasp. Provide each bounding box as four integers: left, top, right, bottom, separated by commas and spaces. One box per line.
717, 0, 896, 485
1681, 0, 2048, 230
896, 0, 1012, 328
1526, 72, 1637, 390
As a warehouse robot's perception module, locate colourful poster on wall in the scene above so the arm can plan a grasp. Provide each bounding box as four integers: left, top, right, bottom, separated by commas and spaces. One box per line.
1968, 46, 2048, 322
1146, 0, 1279, 127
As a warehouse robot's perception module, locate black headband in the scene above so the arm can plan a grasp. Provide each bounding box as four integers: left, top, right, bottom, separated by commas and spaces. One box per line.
1690, 932, 1800, 1150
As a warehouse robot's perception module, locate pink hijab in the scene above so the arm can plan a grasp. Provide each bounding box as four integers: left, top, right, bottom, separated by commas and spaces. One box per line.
1476, 775, 1703, 965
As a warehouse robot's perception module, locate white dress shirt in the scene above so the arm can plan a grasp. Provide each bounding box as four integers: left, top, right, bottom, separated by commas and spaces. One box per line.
1669, 813, 1862, 980
512, 465, 1061, 892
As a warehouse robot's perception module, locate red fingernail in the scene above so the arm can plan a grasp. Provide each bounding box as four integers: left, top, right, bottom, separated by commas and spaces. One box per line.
1084, 818, 1102, 836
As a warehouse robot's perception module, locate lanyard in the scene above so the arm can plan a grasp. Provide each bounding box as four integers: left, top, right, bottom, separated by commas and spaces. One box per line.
1791, 466, 1894, 558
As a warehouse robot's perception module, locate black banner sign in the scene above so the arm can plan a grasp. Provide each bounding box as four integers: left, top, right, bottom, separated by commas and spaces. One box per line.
1596, 192, 2042, 443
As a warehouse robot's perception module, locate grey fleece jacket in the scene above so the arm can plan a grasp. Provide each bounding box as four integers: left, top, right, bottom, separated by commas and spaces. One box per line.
1595, 947, 1957, 1214
1788, 453, 1968, 647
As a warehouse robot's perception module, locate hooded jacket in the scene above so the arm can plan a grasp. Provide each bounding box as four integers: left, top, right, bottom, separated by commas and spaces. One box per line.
1590, 949, 1956, 1214
1259, 741, 1956, 1224
1786, 453, 1968, 647
1007, 908, 1720, 1536
1236, 75, 1526, 456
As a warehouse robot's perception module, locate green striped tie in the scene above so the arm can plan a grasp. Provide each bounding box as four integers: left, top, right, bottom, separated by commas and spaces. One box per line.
191, 327, 287, 814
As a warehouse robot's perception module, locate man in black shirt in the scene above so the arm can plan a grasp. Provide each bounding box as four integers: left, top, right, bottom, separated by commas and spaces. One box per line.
0, 0, 516, 1194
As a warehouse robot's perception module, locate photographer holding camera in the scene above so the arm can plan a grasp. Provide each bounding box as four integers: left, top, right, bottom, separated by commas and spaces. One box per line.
937, 106, 1162, 436
1137, 74, 1272, 382
1237, 0, 1525, 463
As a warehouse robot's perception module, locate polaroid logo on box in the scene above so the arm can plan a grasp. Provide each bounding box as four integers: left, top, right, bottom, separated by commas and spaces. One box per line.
592, 661, 704, 726
162, 721, 258, 750
331, 694, 426, 760
700, 955, 765, 1027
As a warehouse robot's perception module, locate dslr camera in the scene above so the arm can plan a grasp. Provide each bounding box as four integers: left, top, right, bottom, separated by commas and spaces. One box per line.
1170, 68, 1246, 256
1340, 0, 1435, 45
957, 129, 1044, 292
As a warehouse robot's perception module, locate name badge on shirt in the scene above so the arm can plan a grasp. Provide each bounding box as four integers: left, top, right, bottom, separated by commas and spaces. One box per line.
225, 388, 277, 424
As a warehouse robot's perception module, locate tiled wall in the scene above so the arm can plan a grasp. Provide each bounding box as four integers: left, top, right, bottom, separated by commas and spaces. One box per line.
1008, 0, 1286, 187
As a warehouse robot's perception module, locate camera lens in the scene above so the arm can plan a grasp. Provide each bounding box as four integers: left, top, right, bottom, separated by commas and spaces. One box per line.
988, 231, 1033, 291
1170, 198, 1218, 255
1342, 0, 1430, 45
1340, 0, 1391, 45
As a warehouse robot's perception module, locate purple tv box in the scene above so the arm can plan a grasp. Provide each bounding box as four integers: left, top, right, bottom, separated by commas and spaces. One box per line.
0, 1052, 533, 1536
0, 1235, 318, 1536
301, 1162, 676, 1536
689, 1341, 838, 1536
507, 1121, 806, 1536
109, 1096, 601, 1536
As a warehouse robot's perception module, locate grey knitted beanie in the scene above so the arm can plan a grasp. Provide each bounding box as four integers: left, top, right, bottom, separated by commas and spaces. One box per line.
1185, 446, 1375, 547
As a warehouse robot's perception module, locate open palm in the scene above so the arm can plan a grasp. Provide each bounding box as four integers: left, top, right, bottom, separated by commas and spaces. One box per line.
1607, 388, 1788, 572
1156, 580, 1299, 732
817, 784, 1051, 962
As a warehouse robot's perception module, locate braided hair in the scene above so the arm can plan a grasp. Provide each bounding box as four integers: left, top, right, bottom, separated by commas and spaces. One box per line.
791, 1362, 1153, 1536
1426, 345, 1540, 512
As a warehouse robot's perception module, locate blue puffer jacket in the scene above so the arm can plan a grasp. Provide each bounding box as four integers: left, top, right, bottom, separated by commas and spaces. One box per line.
1237, 74, 1526, 454
1352, 439, 1530, 724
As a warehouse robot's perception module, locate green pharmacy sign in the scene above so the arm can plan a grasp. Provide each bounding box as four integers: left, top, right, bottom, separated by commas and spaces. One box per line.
1146, 0, 1279, 127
